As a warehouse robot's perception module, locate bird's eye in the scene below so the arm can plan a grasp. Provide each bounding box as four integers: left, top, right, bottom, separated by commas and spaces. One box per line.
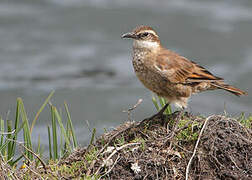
142, 32, 149, 37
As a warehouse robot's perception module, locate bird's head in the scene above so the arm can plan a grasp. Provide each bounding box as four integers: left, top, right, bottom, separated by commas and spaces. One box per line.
122, 25, 161, 50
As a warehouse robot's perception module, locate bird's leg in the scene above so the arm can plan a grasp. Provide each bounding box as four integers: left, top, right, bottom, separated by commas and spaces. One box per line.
176, 107, 185, 121
163, 107, 185, 147
171, 107, 185, 136
150, 103, 170, 119
171, 107, 185, 131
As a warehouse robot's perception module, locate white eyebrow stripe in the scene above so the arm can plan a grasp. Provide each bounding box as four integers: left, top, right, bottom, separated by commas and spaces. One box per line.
138, 30, 158, 36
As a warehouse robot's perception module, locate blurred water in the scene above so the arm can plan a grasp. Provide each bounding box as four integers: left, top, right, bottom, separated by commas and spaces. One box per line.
0, 0, 252, 148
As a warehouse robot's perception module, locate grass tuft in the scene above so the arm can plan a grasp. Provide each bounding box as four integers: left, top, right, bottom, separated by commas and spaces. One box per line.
0, 91, 78, 170
152, 95, 172, 115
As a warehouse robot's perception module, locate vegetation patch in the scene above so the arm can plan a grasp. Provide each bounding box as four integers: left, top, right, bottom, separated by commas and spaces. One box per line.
0, 94, 252, 179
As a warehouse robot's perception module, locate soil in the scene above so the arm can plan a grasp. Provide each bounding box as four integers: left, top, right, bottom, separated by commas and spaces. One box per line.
60, 112, 252, 180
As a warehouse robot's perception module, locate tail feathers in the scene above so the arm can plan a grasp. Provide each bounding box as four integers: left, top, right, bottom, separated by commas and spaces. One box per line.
211, 82, 248, 96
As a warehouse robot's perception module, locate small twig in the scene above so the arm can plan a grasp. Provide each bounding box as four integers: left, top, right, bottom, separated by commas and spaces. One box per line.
19, 143, 47, 172
22, 153, 32, 166
138, 130, 151, 139
25, 164, 45, 180
164, 167, 168, 180
174, 121, 191, 134
155, 164, 159, 179
185, 115, 213, 180
143, 164, 149, 180
98, 154, 120, 179
107, 123, 135, 145
210, 154, 224, 169
123, 99, 143, 122
95, 142, 140, 175
174, 144, 193, 154
124, 99, 143, 112
229, 155, 242, 172
86, 122, 136, 176
0, 155, 18, 180
164, 111, 183, 147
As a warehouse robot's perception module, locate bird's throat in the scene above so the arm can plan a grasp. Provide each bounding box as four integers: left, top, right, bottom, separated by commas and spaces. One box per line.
133, 40, 160, 51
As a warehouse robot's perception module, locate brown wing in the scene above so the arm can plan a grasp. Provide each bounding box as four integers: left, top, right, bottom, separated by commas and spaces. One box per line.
155, 49, 223, 84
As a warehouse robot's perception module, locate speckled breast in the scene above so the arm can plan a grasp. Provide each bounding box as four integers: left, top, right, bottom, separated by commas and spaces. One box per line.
131, 50, 192, 99
132, 52, 173, 97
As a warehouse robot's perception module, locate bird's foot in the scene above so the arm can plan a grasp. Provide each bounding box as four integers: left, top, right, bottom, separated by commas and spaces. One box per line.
162, 108, 185, 147
171, 108, 185, 132
175, 108, 185, 121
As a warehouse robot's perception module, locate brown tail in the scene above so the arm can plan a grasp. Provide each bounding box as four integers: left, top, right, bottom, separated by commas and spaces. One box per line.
211, 82, 248, 96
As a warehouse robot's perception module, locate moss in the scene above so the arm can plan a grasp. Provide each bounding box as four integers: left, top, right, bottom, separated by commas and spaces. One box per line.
84, 146, 98, 164
56, 161, 91, 178
238, 113, 252, 128
131, 137, 146, 151
176, 118, 202, 142
115, 135, 125, 146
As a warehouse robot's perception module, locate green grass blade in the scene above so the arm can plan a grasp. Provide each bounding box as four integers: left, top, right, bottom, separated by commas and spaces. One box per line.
158, 96, 172, 115
39, 145, 44, 163
166, 104, 172, 115
36, 135, 41, 167
66, 118, 70, 143
0, 118, 4, 147
47, 125, 52, 160
10, 98, 21, 160
11, 154, 23, 166
15, 121, 25, 136
0, 119, 8, 156
30, 90, 55, 133
53, 107, 71, 153
36, 135, 41, 155
19, 98, 33, 161
60, 128, 63, 157
0, 141, 9, 156
65, 119, 71, 154
51, 105, 58, 160
152, 96, 173, 116
152, 96, 160, 111
89, 128, 96, 147
7, 120, 12, 161
64, 102, 77, 148
158, 96, 166, 107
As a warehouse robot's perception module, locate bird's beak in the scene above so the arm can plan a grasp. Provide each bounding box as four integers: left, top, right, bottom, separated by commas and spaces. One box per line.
121, 32, 137, 39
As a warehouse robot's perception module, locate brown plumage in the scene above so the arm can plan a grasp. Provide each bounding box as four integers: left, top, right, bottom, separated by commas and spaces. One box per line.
122, 25, 247, 108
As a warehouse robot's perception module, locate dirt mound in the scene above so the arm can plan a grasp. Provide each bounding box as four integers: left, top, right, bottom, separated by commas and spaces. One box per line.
200, 116, 252, 179
61, 112, 252, 179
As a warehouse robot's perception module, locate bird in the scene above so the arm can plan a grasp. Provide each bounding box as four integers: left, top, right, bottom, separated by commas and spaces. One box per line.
121, 25, 247, 115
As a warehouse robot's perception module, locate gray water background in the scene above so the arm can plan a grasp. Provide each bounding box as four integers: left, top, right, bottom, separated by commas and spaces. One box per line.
0, 0, 252, 149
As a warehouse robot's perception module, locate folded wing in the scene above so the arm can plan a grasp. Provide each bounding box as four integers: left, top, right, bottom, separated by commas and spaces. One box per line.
155, 49, 223, 84
154, 49, 247, 96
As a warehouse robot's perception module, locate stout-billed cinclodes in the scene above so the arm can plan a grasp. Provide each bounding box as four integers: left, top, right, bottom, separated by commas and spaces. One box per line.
122, 25, 247, 111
